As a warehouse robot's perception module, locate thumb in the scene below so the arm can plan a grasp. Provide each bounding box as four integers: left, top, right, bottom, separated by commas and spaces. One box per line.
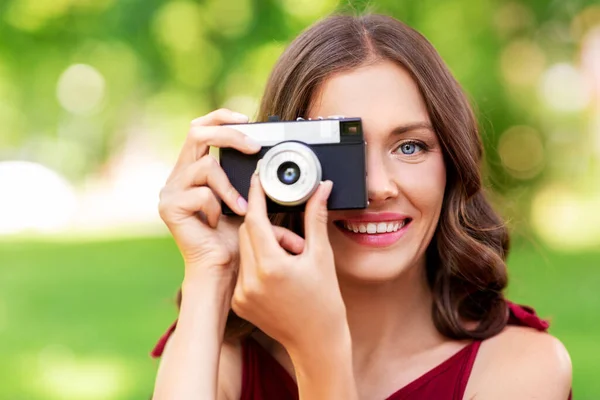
304, 180, 333, 252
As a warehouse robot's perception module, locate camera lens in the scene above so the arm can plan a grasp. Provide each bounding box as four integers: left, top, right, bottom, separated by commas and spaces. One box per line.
258, 141, 322, 207
277, 161, 301, 185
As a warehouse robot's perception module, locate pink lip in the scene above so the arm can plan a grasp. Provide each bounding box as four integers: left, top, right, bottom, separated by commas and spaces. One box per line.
334, 213, 412, 248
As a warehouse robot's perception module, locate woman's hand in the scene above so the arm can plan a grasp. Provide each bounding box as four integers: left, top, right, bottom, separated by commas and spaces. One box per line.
158, 108, 302, 284
231, 173, 349, 354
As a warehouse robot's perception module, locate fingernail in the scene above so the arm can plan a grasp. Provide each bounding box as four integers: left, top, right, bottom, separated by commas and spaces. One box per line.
320, 180, 333, 196
190, 116, 204, 125
245, 135, 261, 150
237, 195, 248, 212
232, 112, 249, 122
254, 160, 261, 176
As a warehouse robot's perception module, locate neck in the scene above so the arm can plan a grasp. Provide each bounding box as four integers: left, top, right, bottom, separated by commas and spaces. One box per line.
338, 260, 445, 364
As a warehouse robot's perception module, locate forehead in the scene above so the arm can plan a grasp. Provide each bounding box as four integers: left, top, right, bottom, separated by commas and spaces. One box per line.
308, 60, 431, 133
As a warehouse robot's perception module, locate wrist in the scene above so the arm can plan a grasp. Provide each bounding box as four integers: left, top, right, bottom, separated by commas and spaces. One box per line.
182, 262, 236, 293
288, 322, 353, 367
178, 273, 235, 340
288, 325, 358, 400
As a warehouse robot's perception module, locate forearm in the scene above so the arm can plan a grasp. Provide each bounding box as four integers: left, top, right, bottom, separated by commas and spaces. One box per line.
288, 326, 359, 400
152, 272, 232, 400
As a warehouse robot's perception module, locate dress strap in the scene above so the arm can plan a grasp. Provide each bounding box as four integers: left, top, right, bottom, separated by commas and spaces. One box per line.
507, 301, 550, 331
456, 340, 482, 398
150, 320, 177, 358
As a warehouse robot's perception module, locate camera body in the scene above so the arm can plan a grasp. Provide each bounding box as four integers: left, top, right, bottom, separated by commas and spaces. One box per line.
219, 117, 367, 214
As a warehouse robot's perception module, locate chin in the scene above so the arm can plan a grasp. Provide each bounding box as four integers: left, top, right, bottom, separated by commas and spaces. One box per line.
331, 249, 417, 284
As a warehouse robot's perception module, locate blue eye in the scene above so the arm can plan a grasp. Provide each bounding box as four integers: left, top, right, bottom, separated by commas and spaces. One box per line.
396, 141, 423, 155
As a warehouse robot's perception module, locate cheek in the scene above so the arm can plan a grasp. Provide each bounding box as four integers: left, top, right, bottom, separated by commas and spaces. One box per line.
400, 158, 446, 215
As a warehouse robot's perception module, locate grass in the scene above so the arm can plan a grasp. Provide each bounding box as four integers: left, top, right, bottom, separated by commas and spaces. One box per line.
0, 236, 597, 399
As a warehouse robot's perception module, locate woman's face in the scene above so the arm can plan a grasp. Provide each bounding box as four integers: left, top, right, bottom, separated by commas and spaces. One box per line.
307, 60, 446, 283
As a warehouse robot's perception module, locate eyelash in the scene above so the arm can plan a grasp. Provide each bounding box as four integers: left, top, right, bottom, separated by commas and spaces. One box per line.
393, 140, 429, 156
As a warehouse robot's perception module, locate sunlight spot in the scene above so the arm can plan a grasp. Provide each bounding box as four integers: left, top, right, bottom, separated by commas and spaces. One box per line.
152, 0, 203, 53
33, 346, 132, 400
500, 39, 546, 87
538, 63, 591, 112
531, 185, 600, 250
571, 5, 600, 41
493, 2, 534, 38
202, 0, 253, 37
0, 161, 77, 235
498, 126, 545, 179
56, 64, 106, 115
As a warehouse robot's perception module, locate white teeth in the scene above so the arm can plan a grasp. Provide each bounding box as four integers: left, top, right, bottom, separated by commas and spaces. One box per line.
343, 220, 408, 234
366, 223, 377, 233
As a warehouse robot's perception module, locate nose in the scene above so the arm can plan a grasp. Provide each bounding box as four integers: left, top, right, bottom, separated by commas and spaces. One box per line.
366, 150, 398, 205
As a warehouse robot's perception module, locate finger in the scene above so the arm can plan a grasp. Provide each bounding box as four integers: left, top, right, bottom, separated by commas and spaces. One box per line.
245, 173, 282, 258
171, 125, 261, 176
232, 224, 250, 317
237, 223, 258, 291
177, 155, 247, 216
304, 180, 334, 253
188, 125, 261, 156
177, 108, 250, 168
167, 108, 257, 179
272, 226, 305, 255
159, 186, 221, 228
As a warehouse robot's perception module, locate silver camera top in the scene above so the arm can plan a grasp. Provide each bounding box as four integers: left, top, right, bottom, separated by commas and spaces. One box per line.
224, 117, 350, 147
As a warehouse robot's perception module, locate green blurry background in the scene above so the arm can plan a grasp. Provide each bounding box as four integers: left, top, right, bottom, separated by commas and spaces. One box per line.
1, 0, 599, 399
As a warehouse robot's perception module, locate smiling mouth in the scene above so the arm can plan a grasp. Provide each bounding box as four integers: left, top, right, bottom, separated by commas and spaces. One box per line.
334, 218, 412, 234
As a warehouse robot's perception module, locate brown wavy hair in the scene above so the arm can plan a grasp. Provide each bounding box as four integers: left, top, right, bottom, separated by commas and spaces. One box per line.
180, 13, 510, 341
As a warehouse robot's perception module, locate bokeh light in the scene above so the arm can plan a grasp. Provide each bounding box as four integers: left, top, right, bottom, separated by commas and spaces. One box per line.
56, 64, 106, 115
32, 345, 131, 400
581, 27, 600, 104
538, 63, 592, 112
152, 0, 203, 53
498, 126, 545, 179
0, 161, 77, 234
571, 5, 600, 41
152, 1, 222, 89
202, 0, 254, 38
531, 185, 600, 250
493, 2, 534, 38
4, 0, 72, 31
500, 39, 546, 87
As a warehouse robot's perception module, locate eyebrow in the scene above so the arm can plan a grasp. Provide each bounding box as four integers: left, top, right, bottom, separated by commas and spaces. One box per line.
391, 122, 435, 135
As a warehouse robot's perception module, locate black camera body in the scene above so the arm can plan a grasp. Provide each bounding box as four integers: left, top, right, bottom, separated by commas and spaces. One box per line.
219, 117, 367, 214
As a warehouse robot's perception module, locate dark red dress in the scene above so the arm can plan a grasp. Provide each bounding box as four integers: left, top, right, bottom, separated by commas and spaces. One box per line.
151, 302, 572, 399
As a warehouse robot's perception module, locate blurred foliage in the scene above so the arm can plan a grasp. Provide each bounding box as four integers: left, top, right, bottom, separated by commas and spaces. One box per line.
1, 0, 598, 187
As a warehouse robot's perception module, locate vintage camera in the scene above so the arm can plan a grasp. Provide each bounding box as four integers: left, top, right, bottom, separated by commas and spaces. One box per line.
219, 117, 367, 214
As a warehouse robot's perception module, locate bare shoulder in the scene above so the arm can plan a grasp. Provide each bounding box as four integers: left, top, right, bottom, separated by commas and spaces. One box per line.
465, 326, 572, 400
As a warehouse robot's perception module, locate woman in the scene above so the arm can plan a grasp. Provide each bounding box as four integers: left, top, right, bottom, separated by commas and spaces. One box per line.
151, 14, 572, 400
